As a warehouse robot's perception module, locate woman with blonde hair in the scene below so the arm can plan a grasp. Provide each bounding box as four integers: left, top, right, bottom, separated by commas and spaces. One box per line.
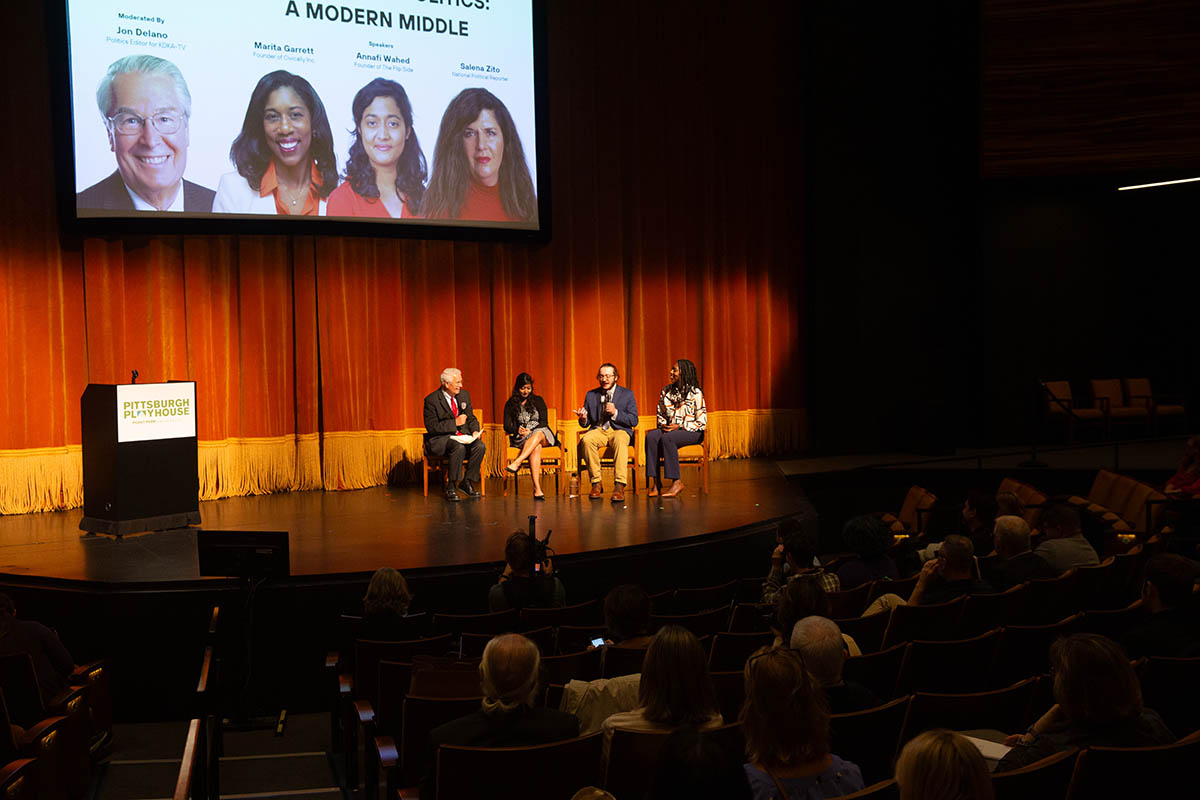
740, 647, 863, 799
894, 729, 993, 800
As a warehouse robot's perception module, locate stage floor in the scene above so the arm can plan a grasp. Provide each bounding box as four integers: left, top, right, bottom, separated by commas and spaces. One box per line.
0, 459, 805, 584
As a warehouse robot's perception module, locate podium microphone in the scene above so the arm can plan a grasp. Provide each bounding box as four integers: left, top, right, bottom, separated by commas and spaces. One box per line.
131, 369, 139, 385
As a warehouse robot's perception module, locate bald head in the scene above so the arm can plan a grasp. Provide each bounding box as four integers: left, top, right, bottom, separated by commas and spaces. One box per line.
994, 515, 1032, 558
480, 633, 540, 713
790, 616, 846, 687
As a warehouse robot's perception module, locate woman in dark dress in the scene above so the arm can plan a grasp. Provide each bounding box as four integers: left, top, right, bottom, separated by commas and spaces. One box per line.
503, 372, 556, 499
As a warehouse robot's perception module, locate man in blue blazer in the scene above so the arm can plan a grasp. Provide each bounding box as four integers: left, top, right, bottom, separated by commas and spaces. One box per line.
574, 362, 637, 502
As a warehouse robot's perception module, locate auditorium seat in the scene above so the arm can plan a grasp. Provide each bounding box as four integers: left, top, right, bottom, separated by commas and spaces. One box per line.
830, 695, 912, 786
519, 599, 602, 630
710, 671, 745, 726
503, 407, 563, 496
832, 609, 890, 656
827, 581, 873, 619
841, 779, 899, 799
1138, 656, 1200, 739
881, 595, 967, 649
707, 631, 774, 672
997, 477, 1049, 530
379, 694, 482, 792
960, 585, 1027, 638
842, 642, 908, 701
541, 647, 604, 685
1020, 570, 1082, 625
991, 747, 1079, 800
422, 408, 487, 496
895, 629, 1001, 695
649, 606, 730, 638
0, 758, 36, 800
1074, 557, 1114, 611
0, 653, 91, 797
434, 732, 604, 800
605, 723, 742, 798
432, 608, 519, 640
866, 575, 919, 605
601, 646, 648, 679
1080, 598, 1144, 642
992, 615, 1082, 687
901, 677, 1040, 745
1064, 729, 1200, 800
728, 602, 774, 633
0, 689, 78, 800
880, 486, 937, 534
670, 579, 738, 615
461, 625, 553, 658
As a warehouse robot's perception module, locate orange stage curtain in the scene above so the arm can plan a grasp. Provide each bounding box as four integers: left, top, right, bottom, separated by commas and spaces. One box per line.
0, 0, 802, 514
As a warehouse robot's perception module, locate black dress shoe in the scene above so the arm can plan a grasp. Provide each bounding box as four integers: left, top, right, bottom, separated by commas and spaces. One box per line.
444, 486, 461, 502
458, 480, 481, 498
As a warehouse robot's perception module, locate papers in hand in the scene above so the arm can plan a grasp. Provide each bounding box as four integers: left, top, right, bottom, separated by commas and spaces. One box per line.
450, 432, 481, 444
962, 734, 1012, 762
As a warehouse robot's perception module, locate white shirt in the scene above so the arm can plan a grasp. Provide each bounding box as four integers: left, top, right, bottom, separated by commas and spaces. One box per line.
126, 181, 184, 212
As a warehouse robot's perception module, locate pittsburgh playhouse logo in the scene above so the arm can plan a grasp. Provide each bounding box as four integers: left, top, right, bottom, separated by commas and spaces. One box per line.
122, 398, 192, 422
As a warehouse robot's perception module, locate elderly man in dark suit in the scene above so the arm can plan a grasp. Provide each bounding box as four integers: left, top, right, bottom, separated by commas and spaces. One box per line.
423, 367, 485, 501
77, 55, 214, 213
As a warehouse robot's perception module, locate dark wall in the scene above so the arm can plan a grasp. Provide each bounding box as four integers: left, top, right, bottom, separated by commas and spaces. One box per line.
804, 1, 1199, 453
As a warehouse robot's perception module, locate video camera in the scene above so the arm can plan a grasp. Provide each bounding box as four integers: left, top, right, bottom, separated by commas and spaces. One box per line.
528, 514, 554, 573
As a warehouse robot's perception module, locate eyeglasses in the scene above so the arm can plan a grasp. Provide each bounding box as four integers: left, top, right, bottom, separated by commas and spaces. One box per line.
107, 111, 187, 136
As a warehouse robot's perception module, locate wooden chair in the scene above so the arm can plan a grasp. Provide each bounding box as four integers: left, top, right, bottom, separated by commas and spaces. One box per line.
569, 416, 642, 494
1138, 656, 1200, 740
436, 731, 605, 800
1020, 569, 1083, 625
352, 635, 457, 710
422, 408, 487, 496
645, 433, 710, 494
843, 642, 908, 702
407, 666, 482, 699
901, 677, 1039, 745
502, 408, 564, 496
0, 759, 36, 800
650, 606, 731, 638
960, 584, 1027, 637
520, 599, 602, 630
992, 614, 1082, 687
432, 609, 519, 639
841, 780, 899, 799
728, 603, 774, 633
835, 609, 892, 655
708, 631, 774, 672
880, 486, 937, 534
1123, 377, 1186, 434
830, 695, 912, 786
1074, 557, 1114, 611
866, 576, 919, 605
0, 689, 77, 800
1043, 380, 1104, 441
556, 625, 609, 655
540, 647, 604, 685
881, 596, 967, 649
671, 579, 738, 614
0, 654, 92, 798
602, 646, 649, 678
895, 629, 1002, 695
461, 625, 554, 658
1090, 378, 1149, 435
710, 671, 745, 728
1065, 729, 1200, 800
385, 695, 482, 790
1080, 598, 1144, 642
828, 582, 873, 619
605, 722, 741, 798
991, 747, 1080, 800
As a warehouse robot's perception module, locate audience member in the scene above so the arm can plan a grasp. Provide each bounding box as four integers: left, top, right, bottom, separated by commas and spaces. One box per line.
0, 593, 75, 705
1165, 435, 1200, 495
894, 729, 994, 800
1121, 554, 1200, 658
601, 626, 722, 755
835, 516, 899, 590
994, 490, 1025, 521
601, 584, 653, 648
1033, 504, 1099, 573
488, 530, 566, 612
421, 634, 579, 798
997, 633, 1174, 771
740, 647, 864, 799
865, 535, 992, 613
776, 578, 861, 654
790, 617, 881, 714
962, 489, 998, 557
647, 726, 753, 800
359, 567, 419, 640
986, 516, 1055, 590
763, 519, 840, 605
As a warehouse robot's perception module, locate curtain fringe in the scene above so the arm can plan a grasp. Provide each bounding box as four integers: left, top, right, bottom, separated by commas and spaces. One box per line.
0, 411, 807, 510
0, 446, 83, 515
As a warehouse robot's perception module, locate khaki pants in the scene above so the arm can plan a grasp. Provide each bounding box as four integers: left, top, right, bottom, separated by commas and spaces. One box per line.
582, 427, 631, 486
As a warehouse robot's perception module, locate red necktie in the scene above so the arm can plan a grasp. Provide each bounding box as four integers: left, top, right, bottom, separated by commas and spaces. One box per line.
450, 395, 460, 433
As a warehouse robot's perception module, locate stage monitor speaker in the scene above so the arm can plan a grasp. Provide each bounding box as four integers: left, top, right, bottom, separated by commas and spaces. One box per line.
197, 530, 290, 579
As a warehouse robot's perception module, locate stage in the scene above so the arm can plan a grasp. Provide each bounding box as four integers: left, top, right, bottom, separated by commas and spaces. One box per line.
0, 459, 807, 585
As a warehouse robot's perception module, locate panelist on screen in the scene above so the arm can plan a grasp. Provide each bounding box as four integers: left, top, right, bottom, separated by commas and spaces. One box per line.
77, 55, 215, 213
213, 71, 338, 216
422, 88, 537, 223
327, 79, 427, 219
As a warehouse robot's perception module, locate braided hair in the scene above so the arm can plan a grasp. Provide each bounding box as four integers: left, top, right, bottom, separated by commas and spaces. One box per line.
668, 358, 701, 402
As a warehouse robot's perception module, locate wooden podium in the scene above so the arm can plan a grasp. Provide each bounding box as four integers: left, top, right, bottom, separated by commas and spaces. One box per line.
79, 382, 200, 536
